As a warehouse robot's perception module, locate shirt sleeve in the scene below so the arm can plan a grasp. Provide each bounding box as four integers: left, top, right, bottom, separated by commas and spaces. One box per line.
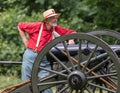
18, 22, 41, 34
55, 26, 76, 36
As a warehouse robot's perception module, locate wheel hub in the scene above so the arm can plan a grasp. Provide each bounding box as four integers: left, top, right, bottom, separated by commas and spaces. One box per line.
68, 70, 87, 90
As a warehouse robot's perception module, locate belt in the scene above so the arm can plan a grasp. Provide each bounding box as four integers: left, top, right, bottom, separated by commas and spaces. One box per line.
33, 47, 38, 53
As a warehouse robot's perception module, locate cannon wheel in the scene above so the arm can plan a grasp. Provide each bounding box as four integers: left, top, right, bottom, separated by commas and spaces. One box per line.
87, 30, 120, 45
87, 30, 120, 58
87, 30, 120, 93
31, 33, 120, 93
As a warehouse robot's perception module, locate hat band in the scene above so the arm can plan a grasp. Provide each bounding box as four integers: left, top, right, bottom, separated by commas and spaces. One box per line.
44, 12, 56, 18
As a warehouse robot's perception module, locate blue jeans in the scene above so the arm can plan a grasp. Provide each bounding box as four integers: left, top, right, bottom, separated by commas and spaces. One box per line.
22, 48, 53, 93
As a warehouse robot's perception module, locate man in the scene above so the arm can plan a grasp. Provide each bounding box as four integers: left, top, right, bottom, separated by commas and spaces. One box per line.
18, 9, 76, 93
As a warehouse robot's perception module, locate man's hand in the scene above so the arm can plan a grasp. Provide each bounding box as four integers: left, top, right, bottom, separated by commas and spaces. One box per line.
68, 39, 75, 44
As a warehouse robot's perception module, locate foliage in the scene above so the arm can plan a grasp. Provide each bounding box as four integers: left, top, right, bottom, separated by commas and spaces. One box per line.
0, 64, 21, 76
0, 75, 21, 91
0, 0, 120, 76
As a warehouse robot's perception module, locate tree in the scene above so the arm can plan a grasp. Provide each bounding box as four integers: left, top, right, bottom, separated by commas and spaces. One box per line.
0, 0, 120, 62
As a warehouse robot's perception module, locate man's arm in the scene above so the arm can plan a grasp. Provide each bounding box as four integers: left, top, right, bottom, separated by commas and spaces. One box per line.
18, 26, 28, 47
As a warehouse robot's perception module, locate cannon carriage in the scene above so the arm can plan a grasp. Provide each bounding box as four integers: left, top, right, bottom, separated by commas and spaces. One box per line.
2, 30, 120, 93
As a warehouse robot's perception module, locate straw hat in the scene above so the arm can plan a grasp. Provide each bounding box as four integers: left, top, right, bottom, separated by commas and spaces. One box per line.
42, 9, 60, 22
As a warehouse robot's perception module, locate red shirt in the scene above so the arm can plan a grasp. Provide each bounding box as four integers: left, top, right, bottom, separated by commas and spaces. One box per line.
18, 22, 75, 52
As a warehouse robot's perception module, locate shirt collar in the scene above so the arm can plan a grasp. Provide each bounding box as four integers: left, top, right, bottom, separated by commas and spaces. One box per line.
43, 23, 54, 32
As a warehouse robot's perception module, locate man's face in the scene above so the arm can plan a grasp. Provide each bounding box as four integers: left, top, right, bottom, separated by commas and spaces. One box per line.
47, 16, 58, 26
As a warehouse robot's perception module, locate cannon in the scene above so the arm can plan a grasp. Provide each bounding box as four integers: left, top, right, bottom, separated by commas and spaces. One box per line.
1, 30, 120, 93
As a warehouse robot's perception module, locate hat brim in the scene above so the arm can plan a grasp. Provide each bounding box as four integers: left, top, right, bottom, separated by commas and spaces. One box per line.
42, 13, 61, 22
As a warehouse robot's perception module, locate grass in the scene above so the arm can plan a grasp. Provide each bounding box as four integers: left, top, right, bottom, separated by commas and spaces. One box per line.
0, 75, 21, 92
0, 75, 107, 93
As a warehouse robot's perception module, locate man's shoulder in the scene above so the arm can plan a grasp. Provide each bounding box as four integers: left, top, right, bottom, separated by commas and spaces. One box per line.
18, 22, 43, 29
56, 25, 62, 28
18, 22, 42, 25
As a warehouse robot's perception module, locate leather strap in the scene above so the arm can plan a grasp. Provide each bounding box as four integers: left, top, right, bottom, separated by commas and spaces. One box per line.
34, 23, 44, 52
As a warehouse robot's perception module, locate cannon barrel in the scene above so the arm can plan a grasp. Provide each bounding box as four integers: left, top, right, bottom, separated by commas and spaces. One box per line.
47, 44, 120, 62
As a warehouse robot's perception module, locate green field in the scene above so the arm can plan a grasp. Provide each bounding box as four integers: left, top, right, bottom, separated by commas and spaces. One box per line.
0, 75, 21, 92
0, 75, 108, 93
